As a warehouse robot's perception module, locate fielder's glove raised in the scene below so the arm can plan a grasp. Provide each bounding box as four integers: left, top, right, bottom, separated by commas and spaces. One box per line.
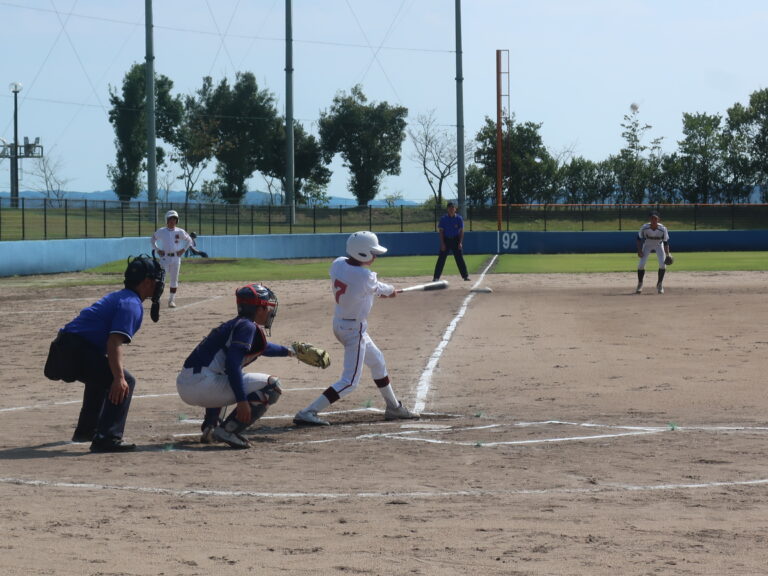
664, 254, 674, 266
291, 342, 331, 369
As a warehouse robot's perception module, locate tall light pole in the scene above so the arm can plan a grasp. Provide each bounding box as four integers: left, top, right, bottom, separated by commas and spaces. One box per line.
9, 81, 22, 209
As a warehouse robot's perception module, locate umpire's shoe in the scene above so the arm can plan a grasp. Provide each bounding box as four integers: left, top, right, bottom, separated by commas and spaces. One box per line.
90, 435, 136, 453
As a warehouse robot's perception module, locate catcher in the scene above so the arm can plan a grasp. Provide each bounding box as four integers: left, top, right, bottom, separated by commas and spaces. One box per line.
636, 211, 672, 294
176, 283, 329, 449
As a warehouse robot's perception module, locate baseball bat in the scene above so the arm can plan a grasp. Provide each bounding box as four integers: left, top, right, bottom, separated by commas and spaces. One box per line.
398, 280, 449, 293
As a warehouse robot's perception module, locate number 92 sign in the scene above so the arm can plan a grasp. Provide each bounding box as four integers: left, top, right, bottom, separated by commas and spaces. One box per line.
500, 231, 519, 252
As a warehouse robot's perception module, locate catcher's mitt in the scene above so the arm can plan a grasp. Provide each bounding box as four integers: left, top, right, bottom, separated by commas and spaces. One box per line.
292, 342, 331, 369
664, 254, 674, 266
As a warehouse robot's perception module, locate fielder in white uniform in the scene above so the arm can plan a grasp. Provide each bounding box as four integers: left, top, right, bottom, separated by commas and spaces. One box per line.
636, 211, 671, 294
293, 231, 419, 426
151, 210, 192, 308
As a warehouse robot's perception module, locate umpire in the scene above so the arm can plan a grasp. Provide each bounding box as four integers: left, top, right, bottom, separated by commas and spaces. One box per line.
44, 255, 165, 452
432, 202, 470, 282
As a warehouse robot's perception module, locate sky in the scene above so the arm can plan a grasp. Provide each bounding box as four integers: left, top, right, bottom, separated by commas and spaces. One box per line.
1, 0, 767, 203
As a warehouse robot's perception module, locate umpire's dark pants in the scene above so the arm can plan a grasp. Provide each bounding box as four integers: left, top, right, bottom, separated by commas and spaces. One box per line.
433, 236, 469, 280
48, 332, 136, 440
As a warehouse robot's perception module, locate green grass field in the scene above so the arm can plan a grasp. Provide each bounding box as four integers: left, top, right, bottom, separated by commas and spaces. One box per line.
73, 251, 768, 286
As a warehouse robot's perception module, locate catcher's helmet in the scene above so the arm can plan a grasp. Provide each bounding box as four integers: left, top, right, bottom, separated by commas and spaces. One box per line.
346, 231, 387, 263
165, 209, 179, 221
124, 254, 165, 290
236, 283, 278, 330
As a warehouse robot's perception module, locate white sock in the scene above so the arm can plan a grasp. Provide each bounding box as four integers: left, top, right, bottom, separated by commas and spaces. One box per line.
305, 395, 331, 414
378, 384, 399, 409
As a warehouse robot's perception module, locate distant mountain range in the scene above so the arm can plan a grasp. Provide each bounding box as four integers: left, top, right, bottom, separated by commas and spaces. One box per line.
0, 189, 420, 207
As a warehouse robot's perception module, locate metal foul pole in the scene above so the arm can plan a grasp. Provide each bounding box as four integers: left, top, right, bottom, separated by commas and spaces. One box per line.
285, 0, 296, 223
455, 0, 466, 218
145, 0, 157, 203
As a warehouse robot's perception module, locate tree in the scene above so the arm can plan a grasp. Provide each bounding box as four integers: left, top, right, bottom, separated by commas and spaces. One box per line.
203, 72, 279, 204
30, 153, 69, 206
473, 116, 555, 204
409, 109, 469, 205
262, 117, 331, 204
168, 80, 218, 202
611, 104, 662, 203
107, 63, 182, 202
319, 85, 408, 206
725, 88, 768, 201
560, 157, 601, 204
675, 112, 726, 203
464, 164, 494, 207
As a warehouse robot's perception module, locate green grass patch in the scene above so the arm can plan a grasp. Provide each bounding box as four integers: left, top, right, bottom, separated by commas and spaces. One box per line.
4, 252, 764, 289
492, 252, 768, 273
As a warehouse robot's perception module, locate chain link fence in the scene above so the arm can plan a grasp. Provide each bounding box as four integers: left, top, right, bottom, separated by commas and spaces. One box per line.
1, 198, 766, 241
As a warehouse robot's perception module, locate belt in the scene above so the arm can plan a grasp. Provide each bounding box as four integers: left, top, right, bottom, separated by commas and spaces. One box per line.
342, 318, 357, 321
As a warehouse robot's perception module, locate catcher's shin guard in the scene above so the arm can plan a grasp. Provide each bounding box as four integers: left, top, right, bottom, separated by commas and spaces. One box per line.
220, 378, 283, 435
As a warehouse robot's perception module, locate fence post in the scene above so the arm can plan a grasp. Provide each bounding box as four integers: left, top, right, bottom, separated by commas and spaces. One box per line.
313, 206, 317, 234
694, 204, 697, 230
400, 204, 404, 232
64, 199, 68, 238
339, 206, 343, 233
543, 203, 548, 232
369, 205, 372, 230
43, 198, 48, 240
731, 203, 735, 230
618, 204, 622, 231
21, 197, 25, 240
268, 204, 271, 234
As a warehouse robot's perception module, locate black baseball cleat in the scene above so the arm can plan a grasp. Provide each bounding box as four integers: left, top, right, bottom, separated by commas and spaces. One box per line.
71, 430, 95, 443
89, 436, 137, 453
463, 276, 471, 281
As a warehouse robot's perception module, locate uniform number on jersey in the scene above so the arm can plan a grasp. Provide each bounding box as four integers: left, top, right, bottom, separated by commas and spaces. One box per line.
501, 231, 519, 251
333, 279, 348, 304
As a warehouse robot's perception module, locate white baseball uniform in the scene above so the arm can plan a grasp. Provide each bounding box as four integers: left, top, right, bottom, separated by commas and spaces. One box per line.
328, 256, 395, 399
151, 225, 192, 288
637, 222, 669, 269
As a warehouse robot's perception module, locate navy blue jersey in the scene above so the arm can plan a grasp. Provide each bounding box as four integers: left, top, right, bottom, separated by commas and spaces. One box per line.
438, 213, 464, 239
183, 316, 290, 401
62, 288, 144, 355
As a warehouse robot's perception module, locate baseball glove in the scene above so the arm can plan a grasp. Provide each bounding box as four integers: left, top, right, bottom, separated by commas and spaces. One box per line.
292, 342, 331, 369
664, 254, 674, 266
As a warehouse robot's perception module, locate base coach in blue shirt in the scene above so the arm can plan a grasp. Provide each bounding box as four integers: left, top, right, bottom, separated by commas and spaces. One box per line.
44, 255, 165, 452
432, 202, 470, 282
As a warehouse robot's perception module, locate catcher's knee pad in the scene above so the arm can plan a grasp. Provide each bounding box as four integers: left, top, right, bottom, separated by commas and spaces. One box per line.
261, 377, 282, 405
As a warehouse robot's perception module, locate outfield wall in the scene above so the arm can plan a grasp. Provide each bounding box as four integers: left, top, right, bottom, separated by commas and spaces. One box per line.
2, 230, 768, 277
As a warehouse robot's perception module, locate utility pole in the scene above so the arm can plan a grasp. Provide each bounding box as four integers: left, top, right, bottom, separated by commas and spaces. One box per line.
455, 0, 466, 218
145, 0, 157, 203
285, 0, 296, 224
10, 82, 22, 208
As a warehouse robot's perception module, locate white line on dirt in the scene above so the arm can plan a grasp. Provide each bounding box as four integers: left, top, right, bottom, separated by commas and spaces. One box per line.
2, 476, 768, 500
413, 255, 498, 413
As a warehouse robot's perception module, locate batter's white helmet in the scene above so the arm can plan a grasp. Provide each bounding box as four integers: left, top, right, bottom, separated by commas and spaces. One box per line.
346, 231, 387, 263
165, 210, 179, 221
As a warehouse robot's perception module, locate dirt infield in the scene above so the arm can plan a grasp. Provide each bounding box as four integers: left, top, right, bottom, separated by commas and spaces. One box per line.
2, 270, 768, 575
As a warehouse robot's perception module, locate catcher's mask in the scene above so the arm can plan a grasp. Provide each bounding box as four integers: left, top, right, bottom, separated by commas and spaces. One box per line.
236, 283, 278, 333
124, 254, 165, 322
346, 231, 387, 264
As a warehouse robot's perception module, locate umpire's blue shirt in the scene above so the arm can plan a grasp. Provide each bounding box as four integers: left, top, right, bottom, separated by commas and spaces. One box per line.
438, 214, 464, 238
62, 289, 144, 355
